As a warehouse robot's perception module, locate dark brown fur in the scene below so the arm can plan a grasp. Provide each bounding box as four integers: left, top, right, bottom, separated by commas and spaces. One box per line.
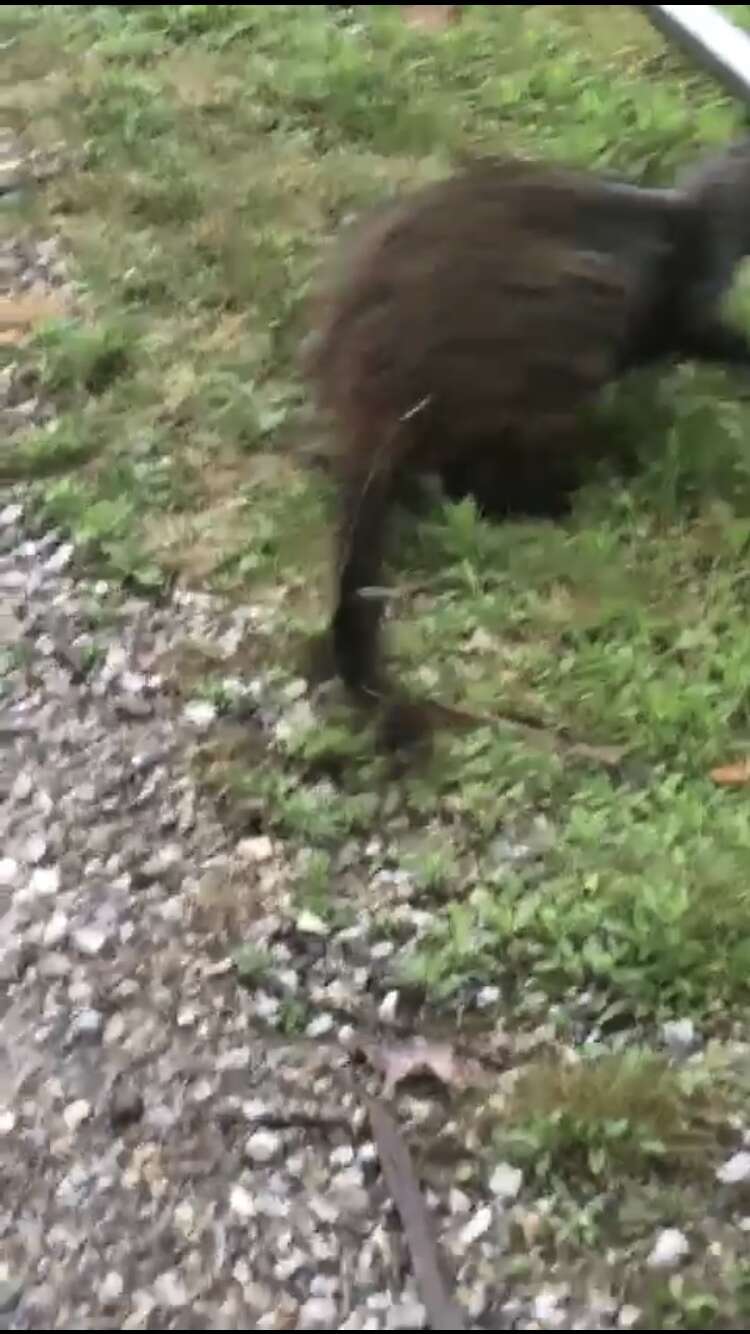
305, 146, 750, 731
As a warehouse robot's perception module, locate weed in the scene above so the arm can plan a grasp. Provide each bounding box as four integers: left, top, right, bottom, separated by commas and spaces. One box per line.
493, 1050, 720, 1186
10, 4, 750, 1316
232, 943, 272, 987
8, 0, 750, 1087
32, 317, 135, 398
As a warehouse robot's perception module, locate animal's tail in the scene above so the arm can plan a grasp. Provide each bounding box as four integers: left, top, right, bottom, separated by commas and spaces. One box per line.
332, 444, 396, 702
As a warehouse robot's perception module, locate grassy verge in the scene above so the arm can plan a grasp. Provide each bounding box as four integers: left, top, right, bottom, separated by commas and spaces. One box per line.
8, 7, 750, 1319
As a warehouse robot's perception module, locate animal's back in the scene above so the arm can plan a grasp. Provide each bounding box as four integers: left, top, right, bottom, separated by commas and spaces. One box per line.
307, 157, 667, 474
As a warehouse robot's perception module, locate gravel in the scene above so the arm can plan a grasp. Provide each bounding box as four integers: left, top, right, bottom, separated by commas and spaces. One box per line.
5, 127, 746, 1332
3, 131, 516, 1326
0, 484, 467, 1330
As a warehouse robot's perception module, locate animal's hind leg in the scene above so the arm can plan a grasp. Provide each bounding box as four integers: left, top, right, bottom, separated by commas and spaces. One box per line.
675, 317, 750, 369
441, 451, 579, 520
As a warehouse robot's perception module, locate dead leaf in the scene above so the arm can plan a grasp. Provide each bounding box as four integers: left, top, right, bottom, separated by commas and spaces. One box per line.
710, 759, 750, 786
400, 5, 462, 33
364, 1038, 484, 1098
567, 740, 626, 768
0, 293, 65, 330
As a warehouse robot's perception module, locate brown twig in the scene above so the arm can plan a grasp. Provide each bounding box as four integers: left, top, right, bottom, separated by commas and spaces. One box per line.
367, 1096, 467, 1331
421, 696, 625, 768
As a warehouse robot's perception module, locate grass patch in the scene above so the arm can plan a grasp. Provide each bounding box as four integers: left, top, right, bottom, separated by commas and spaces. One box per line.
8, 5, 750, 1027
11, 7, 750, 1317
493, 1049, 723, 1186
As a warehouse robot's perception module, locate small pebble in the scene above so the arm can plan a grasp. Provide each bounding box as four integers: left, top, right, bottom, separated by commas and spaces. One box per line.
306, 1013, 334, 1038
183, 699, 216, 729
298, 1296, 337, 1329
297, 909, 329, 936
73, 925, 109, 956
24, 832, 46, 864
331, 1144, 355, 1168
378, 990, 400, 1023
532, 1287, 568, 1328
98, 1272, 124, 1308
0, 857, 18, 886
69, 1008, 103, 1043
11, 773, 32, 802
458, 1205, 493, 1249
153, 1270, 188, 1309
386, 1301, 426, 1329
717, 1150, 750, 1185
489, 1162, 523, 1200
120, 670, 146, 694
63, 1099, 91, 1133
661, 1018, 696, 1053
245, 1130, 282, 1164
647, 1227, 689, 1268
230, 1184, 256, 1220
44, 542, 73, 572
618, 1306, 641, 1329
237, 835, 274, 863
29, 865, 60, 897
43, 911, 68, 947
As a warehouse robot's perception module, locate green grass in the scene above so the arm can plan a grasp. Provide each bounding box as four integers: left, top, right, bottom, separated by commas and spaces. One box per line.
7, 0, 750, 1014
10, 5, 750, 1317
10, 10, 750, 1307
491, 1049, 725, 1185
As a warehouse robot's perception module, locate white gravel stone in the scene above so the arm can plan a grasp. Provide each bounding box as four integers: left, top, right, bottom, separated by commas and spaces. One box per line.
245, 1129, 282, 1164
647, 1227, 689, 1268
11, 773, 32, 801
183, 699, 217, 729
458, 1204, 493, 1249
45, 542, 73, 572
717, 1150, 750, 1184
236, 835, 274, 862
386, 1300, 426, 1328
617, 1306, 641, 1330
63, 1099, 91, 1133
532, 1286, 569, 1328
72, 925, 109, 956
43, 910, 69, 947
98, 1272, 124, 1307
298, 1296, 337, 1328
489, 1161, 523, 1200
24, 832, 47, 864
230, 1184, 256, 1220
70, 1008, 103, 1041
0, 857, 18, 886
661, 1018, 696, 1052
28, 865, 60, 897
306, 1012, 334, 1038
378, 990, 399, 1023
297, 909, 329, 936
153, 1269, 188, 1309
